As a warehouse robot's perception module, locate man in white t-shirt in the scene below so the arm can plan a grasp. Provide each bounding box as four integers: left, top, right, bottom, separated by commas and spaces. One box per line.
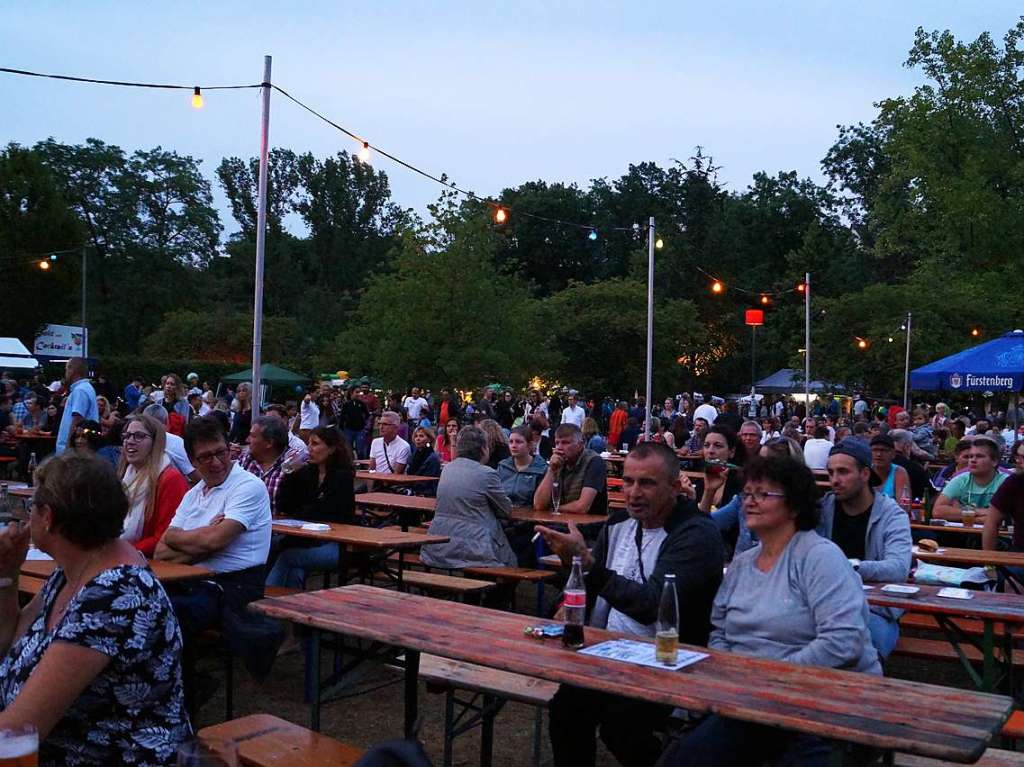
298, 393, 320, 438
694, 395, 718, 426
403, 387, 429, 424
559, 393, 586, 428
156, 415, 272, 641
802, 425, 835, 471
369, 410, 411, 475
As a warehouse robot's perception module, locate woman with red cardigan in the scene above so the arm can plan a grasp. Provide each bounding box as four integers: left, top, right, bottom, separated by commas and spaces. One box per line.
118, 414, 189, 557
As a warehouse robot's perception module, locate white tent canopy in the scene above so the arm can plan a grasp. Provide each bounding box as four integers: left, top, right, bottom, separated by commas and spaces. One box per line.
0, 338, 41, 371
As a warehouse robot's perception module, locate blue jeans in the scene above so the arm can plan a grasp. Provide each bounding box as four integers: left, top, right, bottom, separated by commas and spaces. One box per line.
667, 714, 833, 766
868, 612, 899, 660
343, 429, 363, 458
266, 542, 340, 589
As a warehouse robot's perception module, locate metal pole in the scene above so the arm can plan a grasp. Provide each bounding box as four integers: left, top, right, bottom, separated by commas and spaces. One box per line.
252, 55, 272, 411
751, 325, 757, 391
804, 272, 811, 411
903, 311, 912, 411
643, 216, 655, 441
81, 246, 87, 359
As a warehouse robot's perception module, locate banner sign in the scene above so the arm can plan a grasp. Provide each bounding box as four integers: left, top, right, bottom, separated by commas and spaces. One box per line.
946, 372, 1021, 391
33, 324, 87, 358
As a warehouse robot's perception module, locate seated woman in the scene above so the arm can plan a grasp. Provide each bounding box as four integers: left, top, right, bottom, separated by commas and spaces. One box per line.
581, 418, 607, 453
710, 436, 805, 557
119, 414, 189, 557
435, 418, 460, 464
497, 426, 548, 507
480, 419, 511, 470
405, 425, 442, 496
421, 426, 517, 569
0, 451, 189, 765
667, 455, 880, 766
684, 426, 746, 514
266, 426, 356, 589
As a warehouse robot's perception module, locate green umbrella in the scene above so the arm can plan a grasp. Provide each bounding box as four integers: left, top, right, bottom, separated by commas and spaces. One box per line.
221, 364, 311, 387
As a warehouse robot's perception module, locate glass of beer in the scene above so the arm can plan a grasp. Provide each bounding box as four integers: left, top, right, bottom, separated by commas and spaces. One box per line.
962, 504, 977, 528
0, 725, 38, 767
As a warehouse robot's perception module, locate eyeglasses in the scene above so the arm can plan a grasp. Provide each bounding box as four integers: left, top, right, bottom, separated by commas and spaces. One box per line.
193, 447, 230, 465
122, 432, 152, 443
741, 491, 787, 504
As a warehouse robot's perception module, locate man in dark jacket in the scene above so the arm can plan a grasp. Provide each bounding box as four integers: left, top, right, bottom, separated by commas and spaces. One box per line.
536, 442, 724, 767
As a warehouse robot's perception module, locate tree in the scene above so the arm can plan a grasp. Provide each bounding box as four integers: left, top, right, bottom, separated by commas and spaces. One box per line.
326, 208, 548, 391
143, 309, 310, 366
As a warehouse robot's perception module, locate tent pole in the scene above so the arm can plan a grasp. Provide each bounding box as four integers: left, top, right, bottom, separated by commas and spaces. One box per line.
643, 216, 655, 442
252, 54, 272, 413
903, 311, 912, 411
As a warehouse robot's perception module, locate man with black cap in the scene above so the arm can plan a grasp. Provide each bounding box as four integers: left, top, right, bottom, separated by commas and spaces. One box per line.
819, 438, 912, 659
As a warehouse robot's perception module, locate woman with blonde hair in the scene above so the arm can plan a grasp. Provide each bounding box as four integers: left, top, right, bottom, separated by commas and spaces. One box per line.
479, 418, 511, 469
118, 414, 189, 557
581, 417, 607, 453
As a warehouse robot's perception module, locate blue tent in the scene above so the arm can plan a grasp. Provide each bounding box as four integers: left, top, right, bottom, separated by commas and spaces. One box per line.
909, 330, 1024, 392
754, 368, 843, 394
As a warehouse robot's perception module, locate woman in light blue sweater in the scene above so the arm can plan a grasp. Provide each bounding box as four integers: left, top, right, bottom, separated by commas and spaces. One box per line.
668, 455, 880, 767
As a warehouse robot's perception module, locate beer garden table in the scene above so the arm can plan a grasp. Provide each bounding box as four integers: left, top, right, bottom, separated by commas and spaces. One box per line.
250, 584, 1012, 762
354, 470, 439, 486
20, 557, 212, 583
912, 545, 1024, 591
867, 581, 1024, 693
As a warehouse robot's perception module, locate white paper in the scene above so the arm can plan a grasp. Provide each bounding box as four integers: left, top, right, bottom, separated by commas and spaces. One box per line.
944, 521, 965, 528
25, 548, 52, 561
301, 522, 331, 532
861, 584, 875, 590
936, 587, 973, 600
579, 639, 707, 671
273, 519, 307, 528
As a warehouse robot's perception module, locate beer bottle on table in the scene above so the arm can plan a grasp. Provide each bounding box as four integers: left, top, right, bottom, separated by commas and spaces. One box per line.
26, 453, 37, 488
656, 573, 679, 664
562, 556, 586, 649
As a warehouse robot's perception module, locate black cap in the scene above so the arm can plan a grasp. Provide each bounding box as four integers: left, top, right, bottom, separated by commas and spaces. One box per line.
869, 434, 895, 449
829, 438, 882, 486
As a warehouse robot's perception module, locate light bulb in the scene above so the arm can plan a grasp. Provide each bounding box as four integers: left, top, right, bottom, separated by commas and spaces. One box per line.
655, 238, 664, 249
494, 207, 508, 224
857, 338, 868, 350
588, 229, 598, 241
971, 328, 981, 337
38, 260, 50, 271
358, 142, 371, 163
711, 280, 724, 294
760, 294, 770, 305
888, 337, 894, 343
191, 87, 203, 109
796, 283, 806, 293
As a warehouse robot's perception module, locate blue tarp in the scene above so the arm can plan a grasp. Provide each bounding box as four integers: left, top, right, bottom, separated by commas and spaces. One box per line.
754, 368, 843, 394
909, 330, 1024, 392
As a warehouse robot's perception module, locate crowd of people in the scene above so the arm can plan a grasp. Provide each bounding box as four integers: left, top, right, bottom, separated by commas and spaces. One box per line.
2, 363, 1024, 764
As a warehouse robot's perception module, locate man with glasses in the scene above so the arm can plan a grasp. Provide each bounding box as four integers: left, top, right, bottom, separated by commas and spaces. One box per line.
368, 411, 410, 475
155, 415, 272, 651
820, 439, 911, 659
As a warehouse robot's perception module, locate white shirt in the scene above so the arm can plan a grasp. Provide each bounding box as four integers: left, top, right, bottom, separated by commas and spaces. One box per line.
164, 433, 196, 479
403, 396, 429, 421
560, 405, 585, 428
605, 520, 668, 636
694, 403, 718, 425
169, 462, 271, 573
773, 400, 785, 417
853, 399, 868, 416
299, 399, 320, 430
370, 435, 411, 474
803, 438, 834, 471
286, 431, 309, 463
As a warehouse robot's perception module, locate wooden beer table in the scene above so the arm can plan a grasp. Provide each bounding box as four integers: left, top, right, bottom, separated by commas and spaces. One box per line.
271, 521, 448, 588
509, 508, 608, 526
913, 545, 1024, 593
20, 558, 212, 583
250, 585, 1012, 762
868, 582, 1024, 692
355, 492, 437, 529
355, 471, 438, 486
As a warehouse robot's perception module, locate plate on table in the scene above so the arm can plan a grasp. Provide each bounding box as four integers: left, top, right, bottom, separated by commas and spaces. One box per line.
881, 584, 920, 597
301, 522, 331, 532
936, 587, 973, 600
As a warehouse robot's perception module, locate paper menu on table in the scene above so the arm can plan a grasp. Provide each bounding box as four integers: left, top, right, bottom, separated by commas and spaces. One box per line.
579, 639, 707, 671
26, 548, 53, 561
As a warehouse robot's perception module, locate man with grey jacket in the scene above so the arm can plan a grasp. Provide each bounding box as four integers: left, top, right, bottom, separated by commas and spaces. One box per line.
820, 438, 912, 659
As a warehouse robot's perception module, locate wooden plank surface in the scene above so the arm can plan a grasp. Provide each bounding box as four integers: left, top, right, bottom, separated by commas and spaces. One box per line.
250, 584, 1012, 763
508, 508, 607, 526
199, 713, 363, 767
355, 492, 437, 512
355, 471, 439, 485
20, 558, 212, 582
272, 521, 448, 550
866, 582, 1024, 624
913, 546, 1024, 569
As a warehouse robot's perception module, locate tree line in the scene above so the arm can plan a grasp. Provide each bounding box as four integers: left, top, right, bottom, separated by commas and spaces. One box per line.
2, 21, 1023, 398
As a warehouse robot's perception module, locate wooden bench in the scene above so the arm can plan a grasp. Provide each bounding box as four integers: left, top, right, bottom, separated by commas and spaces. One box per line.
17, 576, 45, 599
892, 636, 1024, 669
901, 613, 1024, 640
1002, 710, 1024, 740
397, 571, 495, 600
420, 654, 557, 767
895, 749, 1024, 766
198, 713, 363, 767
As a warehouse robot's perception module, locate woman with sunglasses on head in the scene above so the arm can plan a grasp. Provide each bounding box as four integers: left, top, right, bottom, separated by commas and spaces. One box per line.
680, 426, 746, 514
665, 454, 879, 766
118, 414, 189, 557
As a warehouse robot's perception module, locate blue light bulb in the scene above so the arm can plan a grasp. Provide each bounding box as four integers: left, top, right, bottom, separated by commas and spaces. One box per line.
588, 229, 598, 241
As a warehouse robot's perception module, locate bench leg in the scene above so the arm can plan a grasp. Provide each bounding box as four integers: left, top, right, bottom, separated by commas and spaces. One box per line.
480, 693, 495, 767
405, 649, 420, 739
309, 630, 322, 732
443, 690, 455, 767
224, 651, 234, 721
532, 708, 543, 767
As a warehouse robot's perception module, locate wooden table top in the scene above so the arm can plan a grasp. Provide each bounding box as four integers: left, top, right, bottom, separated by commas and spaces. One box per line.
272, 521, 448, 549
250, 585, 1011, 762
355, 471, 439, 485
866, 582, 1024, 624
914, 546, 1024, 569
7, 485, 31, 499
912, 523, 1012, 538
508, 508, 608, 526
21, 558, 212, 583
355, 492, 437, 511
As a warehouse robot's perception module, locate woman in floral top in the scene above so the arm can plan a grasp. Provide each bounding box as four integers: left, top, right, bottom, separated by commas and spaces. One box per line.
0, 451, 189, 766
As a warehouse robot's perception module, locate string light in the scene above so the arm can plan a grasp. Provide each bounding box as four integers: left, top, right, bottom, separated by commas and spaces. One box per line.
971, 327, 981, 338
796, 283, 806, 293
856, 337, 869, 350
710, 280, 724, 294
588, 229, 598, 241
888, 337, 894, 343
494, 207, 508, 224
759, 294, 770, 306
357, 142, 371, 163
191, 86, 203, 109
655, 238, 664, 250
37, 260, 50, 271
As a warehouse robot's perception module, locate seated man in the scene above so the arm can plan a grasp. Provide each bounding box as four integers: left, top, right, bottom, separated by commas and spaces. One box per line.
535, 442, 724, 767
368, 410, 410, 475
155, 415, 271, 644
265, 403, 309, 464
821, 439, 912, 658
533, 423, 607, 515
932, 436, 1007, 523
238, 415, 290, 514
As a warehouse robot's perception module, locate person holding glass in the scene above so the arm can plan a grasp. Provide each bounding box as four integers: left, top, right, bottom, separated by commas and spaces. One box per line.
932, 436, 1007, 524
118, 414, 189, 557
0, 451, 189, 765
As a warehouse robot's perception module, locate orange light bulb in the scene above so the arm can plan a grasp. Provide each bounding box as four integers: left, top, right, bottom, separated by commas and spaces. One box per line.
38, 260, 50, 271
494, 207, 508, 224
760, 294, 770, 305
357, 142, 371, 163
710, 280, 723, 294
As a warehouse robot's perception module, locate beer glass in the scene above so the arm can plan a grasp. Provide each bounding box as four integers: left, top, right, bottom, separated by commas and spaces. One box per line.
177, 738, 238, 767
0, 725, 38, 767
551, 479, 561, 516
